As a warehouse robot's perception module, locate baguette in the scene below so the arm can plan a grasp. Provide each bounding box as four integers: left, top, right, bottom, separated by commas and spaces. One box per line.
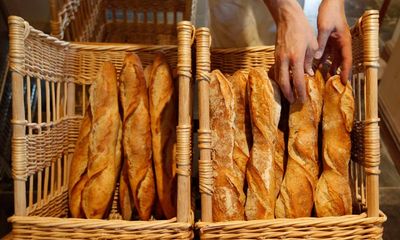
228, 70, 251, 182
81, 62, 122, 219
119, 160, 133, 220
144, 64, 152, 89
274, 129, 285, 198
210, 69, 245, 221
69, 108, 92, 218
149, 53, 177, 219
245, 68, 281, 220
275, 73, 324, 218
315, 75, 354, 216
118, 53, 156, 220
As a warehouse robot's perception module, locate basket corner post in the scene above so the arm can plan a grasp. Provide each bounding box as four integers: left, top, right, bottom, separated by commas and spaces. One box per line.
195, 27, 213, 223
11, 71, 27, 216
361, 10, 381, 218
176, 20, 195, 224
9, 15, 29, 217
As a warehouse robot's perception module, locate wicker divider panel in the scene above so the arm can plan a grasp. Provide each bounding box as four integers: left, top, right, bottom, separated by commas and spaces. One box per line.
196, 10, 386, 239
9, 216, 194, 240
24, 117, 81, 178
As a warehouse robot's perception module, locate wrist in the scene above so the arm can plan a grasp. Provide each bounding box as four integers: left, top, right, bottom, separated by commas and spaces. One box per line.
319, 0, 345, 13
264, 0, 303, 23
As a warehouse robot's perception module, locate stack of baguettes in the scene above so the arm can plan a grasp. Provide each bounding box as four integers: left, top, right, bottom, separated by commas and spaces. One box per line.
210, 68, 355, 221
68, 52, 178, 220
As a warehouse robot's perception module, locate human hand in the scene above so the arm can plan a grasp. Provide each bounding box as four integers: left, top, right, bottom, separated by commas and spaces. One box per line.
266, 0, 318, 103
315, 0, 352, 84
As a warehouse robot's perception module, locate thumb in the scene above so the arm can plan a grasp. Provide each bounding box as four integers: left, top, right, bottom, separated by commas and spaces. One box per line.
315, 29, 330, 59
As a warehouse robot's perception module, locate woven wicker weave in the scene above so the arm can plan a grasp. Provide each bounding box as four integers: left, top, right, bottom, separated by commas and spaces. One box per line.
9, 15, 195, 239
49, 0, 192, 44
195, 10, 386, 239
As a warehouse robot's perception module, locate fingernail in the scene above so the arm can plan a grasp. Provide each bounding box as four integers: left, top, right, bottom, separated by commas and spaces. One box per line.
315, 51, 322, 59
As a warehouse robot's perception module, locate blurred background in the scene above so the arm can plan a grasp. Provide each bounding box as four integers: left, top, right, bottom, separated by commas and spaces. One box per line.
0, 0, 399, 239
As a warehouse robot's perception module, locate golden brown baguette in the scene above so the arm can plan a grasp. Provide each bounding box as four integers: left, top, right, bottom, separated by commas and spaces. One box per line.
149, 53, 177, 219
144, 64, 152, 89
274, 130, 285, 198
118, 53, 156, 220
210, 69, 245, 221
81, 62, 122, 219
119, 160, 133, 220
228, 70, 251, 182
245, 68, 281, 220
275, 73, 324, 218
69, 108, 92, 218
315, 75, 354, 216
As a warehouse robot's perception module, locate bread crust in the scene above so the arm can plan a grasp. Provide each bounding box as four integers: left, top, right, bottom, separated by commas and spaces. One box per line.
149, 53, 177, 219
69, 109, 91, 218
275, 73, 324, 218
81, 62, 122, 219
119, 53, 156, 220
245, 68, 281, 220
315, 75, 354, 216
210, 69, 246, 221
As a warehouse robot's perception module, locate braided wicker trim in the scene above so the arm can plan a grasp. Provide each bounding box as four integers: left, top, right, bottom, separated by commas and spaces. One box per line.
196, 212, 386, 239
10, 215, 194, 239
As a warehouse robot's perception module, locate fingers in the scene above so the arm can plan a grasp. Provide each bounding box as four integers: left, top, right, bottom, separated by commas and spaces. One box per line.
339, 31, 352, 84
291, 60, 306, 103
315, 29, 330, 59
277, 57, 294, 103
304, 40, 318, 76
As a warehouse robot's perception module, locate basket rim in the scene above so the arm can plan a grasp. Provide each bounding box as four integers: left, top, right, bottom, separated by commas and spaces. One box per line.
195, 211, 387, 229
9, 215, 194, 229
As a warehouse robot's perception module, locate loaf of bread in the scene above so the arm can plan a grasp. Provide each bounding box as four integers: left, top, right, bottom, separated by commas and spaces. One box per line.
118, 53, 156, 220
315, 75, 354, 217
275, 73, 324, 218
149, 53, 177, 219
210, 69, 245, 221
81, 62, 122, 219
69, 107, 92, 218
274, 129, 285, 198
245, 68, 281, 220
228, 70, 251, 183
144, 64, 152, 88
119, 160, 133, 220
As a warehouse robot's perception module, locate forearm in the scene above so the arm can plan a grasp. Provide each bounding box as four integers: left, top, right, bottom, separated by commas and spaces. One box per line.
263, 0, 304, 23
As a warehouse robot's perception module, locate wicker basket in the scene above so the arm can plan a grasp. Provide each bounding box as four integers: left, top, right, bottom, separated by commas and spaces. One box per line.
49, 0, 193, 44
195, 10, 387, 239
8, 15, 195, 239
